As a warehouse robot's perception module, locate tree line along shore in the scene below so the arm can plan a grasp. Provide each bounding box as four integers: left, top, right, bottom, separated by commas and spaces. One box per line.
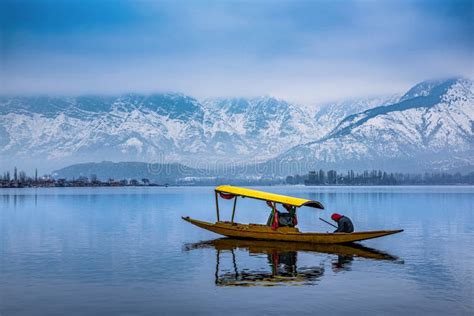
1, 167, 473, 188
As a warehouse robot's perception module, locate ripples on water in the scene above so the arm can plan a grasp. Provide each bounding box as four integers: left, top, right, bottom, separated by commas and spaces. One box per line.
0, 186, 473, 315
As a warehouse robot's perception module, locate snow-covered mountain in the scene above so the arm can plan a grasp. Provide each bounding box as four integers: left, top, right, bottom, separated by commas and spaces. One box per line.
199, 95, 401, 162
200, 97, 321, 161
0, 94, 208, 170
273, 78, 473, 173
0, 94, 333, 171
311, 94, 401, 138
0, 78, 472, 174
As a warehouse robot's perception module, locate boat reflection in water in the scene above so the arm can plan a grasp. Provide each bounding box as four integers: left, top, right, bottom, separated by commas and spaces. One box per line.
184, 238, 402, 287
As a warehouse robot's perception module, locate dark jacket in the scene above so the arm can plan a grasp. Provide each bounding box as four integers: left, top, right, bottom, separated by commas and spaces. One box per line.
334, 216, 354, 233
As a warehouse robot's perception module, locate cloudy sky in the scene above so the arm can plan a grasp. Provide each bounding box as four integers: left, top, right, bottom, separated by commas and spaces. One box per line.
1, 0, 473, 103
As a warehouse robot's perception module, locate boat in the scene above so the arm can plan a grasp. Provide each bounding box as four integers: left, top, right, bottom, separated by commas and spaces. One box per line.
182, 185, 403, 244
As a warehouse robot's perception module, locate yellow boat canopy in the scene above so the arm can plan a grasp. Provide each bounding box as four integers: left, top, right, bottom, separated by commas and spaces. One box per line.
215, 185, 324, 209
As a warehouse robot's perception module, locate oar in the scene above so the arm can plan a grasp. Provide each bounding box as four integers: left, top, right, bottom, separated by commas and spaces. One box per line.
319, 217, 337, 228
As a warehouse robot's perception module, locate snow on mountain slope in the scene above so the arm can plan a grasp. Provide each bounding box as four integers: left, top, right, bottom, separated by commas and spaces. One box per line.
1, 78, 471, 173
275, 78, 473, 172
312, 94, 401, 137
0, 93, 207, 169
0, 94, 321, 170
1, 91, 393, 172
200, 96, 322, 160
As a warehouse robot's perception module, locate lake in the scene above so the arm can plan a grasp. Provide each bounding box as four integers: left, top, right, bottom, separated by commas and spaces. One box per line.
1, 186, 473, 315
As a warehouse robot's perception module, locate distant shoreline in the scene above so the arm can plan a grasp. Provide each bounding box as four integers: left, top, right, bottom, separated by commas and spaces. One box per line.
1, 183, 473, 189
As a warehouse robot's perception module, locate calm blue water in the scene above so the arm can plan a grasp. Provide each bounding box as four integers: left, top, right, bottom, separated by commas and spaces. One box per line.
1, 186, 473, 315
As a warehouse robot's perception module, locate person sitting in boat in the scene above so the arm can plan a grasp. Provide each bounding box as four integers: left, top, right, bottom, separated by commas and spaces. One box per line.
331, 213, 354, 233
266, 202, 297, 228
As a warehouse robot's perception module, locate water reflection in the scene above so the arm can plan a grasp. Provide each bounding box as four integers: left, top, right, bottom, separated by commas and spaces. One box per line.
185, 239, 401, 287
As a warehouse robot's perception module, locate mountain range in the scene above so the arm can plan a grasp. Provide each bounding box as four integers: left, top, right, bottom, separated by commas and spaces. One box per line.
270, 78, 473, 174
0, 77, 472, 177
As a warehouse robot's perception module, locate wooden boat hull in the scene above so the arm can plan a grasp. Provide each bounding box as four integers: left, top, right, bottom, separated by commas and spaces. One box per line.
182, 216, 403, 244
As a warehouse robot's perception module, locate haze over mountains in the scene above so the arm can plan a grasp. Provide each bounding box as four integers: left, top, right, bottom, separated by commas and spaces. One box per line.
0, 78, 472, 178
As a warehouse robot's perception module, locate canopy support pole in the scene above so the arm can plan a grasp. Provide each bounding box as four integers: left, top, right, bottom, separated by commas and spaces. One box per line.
215, 191, 220, 222
231, 196, 238, 223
